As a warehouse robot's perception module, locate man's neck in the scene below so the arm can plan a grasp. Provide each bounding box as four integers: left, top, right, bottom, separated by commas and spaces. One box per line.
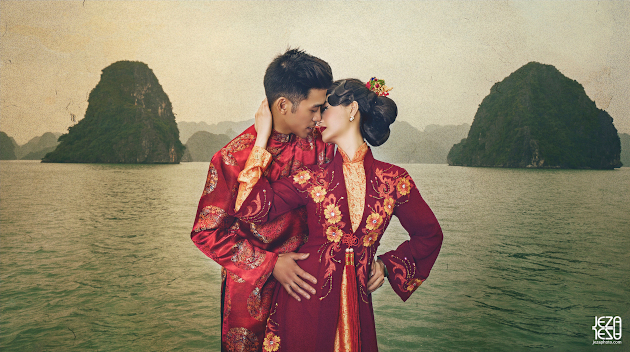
271, 113, 291, 135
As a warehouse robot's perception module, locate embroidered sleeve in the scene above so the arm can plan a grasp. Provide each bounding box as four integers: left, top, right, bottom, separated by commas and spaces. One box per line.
191, 132, 278, 287
235, 146, 273, 212
378, 174, 443, 302
231, 168, 311, 224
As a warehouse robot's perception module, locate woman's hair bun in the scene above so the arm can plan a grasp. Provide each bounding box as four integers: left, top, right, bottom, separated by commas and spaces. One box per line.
361, 95, 397, 146
327, 79, 398, 146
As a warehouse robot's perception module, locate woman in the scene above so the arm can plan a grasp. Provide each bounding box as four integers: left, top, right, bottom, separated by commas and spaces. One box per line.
233, 78, 443, 351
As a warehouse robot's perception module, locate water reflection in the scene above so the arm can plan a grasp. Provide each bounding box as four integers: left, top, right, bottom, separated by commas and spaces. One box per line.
1, 161, 628, 351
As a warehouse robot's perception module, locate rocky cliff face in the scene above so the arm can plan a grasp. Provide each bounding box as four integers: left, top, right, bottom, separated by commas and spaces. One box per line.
0, 132, 17, 160
43, 61, 184, 163
17, 132, 61, 159
181, 131, 231, 162
620, 133, 630, 167
448, 62, 621, 169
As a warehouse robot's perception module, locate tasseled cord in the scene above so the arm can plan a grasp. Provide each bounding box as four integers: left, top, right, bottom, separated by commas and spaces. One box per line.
334, 248, 360, 352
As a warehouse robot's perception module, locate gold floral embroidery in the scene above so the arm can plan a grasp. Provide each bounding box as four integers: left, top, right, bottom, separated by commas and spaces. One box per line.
235, 146, 273, 212
397, 176, 411, 196
247, 284, 274, 322
231, 240, 266, 270
326, 226, 343, 243
405, 278, 424, 292
263, 332, 281, 352
339, 143, 368, 232
388, 254, 423, 295
362, 232, 378, 247
365, 212, 383, 230
383, 197, 395, 215
229, 271, 245, 283
271, 130, 291, 143
193, 205, 228, 232
324, 204, 342, 224
221, 133, 255, 166
225, 327, 259, 352
309, 186, 327, 203
202, 164, 219, 196
293, 170, 311, 185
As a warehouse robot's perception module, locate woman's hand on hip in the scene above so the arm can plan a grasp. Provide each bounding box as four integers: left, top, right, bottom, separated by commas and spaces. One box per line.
367, 258, 386, 293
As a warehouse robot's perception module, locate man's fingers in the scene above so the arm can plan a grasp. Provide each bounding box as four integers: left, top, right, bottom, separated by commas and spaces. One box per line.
291, 252, 317, 285
294, 276, 316, 295
291, 281, 311, 300
291, 252, 310, 260
296, 268, 317, 286
284, 284, 301, 302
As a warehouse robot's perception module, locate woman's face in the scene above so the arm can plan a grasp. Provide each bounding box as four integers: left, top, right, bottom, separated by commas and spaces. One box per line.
318, 99, 354, 144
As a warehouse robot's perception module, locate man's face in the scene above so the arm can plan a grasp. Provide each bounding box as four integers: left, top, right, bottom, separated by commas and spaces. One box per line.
284, 89, 327, 139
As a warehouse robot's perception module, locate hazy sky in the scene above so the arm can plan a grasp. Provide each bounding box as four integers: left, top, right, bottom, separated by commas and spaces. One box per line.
1, 0, 629, 144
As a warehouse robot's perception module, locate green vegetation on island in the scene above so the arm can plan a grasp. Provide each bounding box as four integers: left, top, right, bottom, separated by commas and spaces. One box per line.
43, 61, 184, 163
620, 133, 630, 167
448, 62, 621, 169
0, 132, 17, 160
17, 132, 62, 159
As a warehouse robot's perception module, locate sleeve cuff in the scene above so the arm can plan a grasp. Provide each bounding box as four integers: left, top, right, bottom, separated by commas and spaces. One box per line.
235, 146, 272, 211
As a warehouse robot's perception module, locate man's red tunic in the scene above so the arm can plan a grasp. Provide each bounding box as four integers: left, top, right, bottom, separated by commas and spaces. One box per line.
191, 125, 333, 351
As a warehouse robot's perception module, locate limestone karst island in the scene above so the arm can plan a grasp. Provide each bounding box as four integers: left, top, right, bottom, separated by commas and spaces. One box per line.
448, 62, 622, 169
42, 61, 185, 163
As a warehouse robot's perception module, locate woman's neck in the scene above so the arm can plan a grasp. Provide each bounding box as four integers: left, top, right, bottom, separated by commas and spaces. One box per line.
335, 129, 364, 161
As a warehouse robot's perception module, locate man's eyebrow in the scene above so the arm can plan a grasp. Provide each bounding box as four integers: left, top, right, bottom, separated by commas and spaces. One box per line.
311, 102, 325, 108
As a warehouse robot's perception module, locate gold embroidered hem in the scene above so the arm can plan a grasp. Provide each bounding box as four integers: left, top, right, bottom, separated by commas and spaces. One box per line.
235, 145, 272, 211
338, 143, 368, 232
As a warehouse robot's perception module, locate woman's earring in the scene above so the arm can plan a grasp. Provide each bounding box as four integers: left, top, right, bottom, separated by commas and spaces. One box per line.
349, 115, 355, 122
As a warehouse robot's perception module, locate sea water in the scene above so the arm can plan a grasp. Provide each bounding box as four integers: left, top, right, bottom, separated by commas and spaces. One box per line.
1, 161, 628, 351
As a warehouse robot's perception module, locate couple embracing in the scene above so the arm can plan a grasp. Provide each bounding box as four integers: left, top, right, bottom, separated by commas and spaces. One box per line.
191, 48, 443, 352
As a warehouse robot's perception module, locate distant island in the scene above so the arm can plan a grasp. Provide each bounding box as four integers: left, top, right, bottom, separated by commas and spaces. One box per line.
42, 61, 184, 163
178, 119, 255, 143
176, 119, 470, 164
0, 132, 17, 160
371, 122, 469, 164
4, 60, 629, 166
448, 62, 622, 169
620, 133, 630, 167
1, 131, 62, 160
6, 124, 629, 165
181, 131, 231, 162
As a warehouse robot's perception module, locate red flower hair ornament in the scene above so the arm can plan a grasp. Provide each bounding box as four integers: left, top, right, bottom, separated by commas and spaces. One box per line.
366, 77, 393, 97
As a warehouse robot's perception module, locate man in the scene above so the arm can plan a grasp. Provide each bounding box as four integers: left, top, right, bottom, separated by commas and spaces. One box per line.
191, 48, 334, 352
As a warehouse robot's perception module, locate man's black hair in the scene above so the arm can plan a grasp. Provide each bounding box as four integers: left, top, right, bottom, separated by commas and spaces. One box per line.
264, 48, 333, 112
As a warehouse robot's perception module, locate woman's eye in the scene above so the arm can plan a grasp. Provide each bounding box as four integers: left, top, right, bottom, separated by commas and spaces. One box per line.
320, 106, 328, 113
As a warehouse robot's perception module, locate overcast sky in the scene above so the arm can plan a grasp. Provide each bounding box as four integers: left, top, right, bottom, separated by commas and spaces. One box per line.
1, 0, 629, 145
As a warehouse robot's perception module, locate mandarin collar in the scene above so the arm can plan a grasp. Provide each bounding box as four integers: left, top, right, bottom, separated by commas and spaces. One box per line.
338, 142, 369, 164
270, 129, 293, 144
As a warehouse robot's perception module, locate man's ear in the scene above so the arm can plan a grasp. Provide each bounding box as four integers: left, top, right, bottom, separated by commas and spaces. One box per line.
274, 97, 292, 115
